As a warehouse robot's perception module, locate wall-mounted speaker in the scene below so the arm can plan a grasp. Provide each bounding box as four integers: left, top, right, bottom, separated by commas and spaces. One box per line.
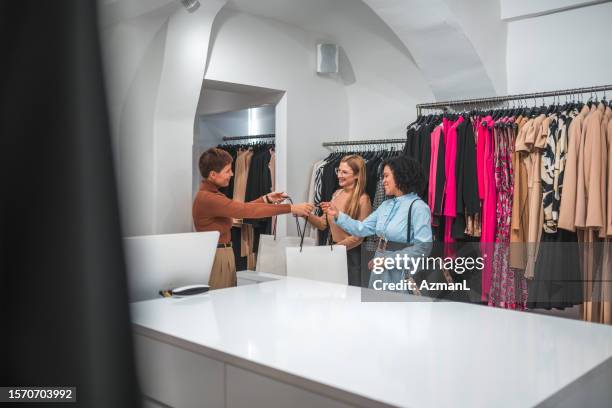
316, 44, 339, 74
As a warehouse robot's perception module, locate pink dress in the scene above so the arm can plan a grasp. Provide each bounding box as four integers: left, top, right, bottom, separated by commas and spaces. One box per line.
488, 117, 528, 310
476, 117, 486, 200
443, 117, 464, 248
480, 116, 497, 243
479, 116, 497, 300
428, 125, 443, 219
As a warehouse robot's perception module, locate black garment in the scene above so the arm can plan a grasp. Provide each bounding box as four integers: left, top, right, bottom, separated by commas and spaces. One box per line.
364, 155, 382, 204
318, 155, 341, 245
321, 155, 341, 204
403, 126, 419, 159
217, 145, 238, 198
451, 119, 479, 239
244, 147, 274, 252
360, 248, 374, 288
346, 245, 362, 287
527, 229, 582, 310
1, 1, 140, 405
244, 147, 272, 203
231, 226, 247, 271
418, 124, 433, 201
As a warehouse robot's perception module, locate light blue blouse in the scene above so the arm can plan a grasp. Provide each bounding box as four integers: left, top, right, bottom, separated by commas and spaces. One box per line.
335, 193, 432, 246
336, 193, 433, 289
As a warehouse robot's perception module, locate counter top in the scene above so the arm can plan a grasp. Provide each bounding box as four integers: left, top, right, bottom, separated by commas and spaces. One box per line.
131, 277, 612, 407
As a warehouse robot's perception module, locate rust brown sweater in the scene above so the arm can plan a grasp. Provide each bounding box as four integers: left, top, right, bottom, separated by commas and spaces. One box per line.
193, 180, 291, 243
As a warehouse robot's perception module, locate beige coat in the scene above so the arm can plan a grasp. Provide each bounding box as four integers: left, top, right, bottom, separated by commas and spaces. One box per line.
510, 116, 530, 270
580, 104, 605, 230
608, 116, 612, 236
599, 107, 611, 238
558, 106, 589, 231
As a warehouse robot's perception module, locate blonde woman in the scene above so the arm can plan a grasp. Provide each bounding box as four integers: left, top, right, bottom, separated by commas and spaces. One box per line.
310, 155, 372, 286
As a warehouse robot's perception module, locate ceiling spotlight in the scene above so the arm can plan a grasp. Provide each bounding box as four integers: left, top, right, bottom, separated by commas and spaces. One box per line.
180, 0, 200, 13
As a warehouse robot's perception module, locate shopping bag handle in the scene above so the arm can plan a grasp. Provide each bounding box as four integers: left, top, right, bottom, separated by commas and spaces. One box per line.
297, 208, 333, 253
272, 196, 306, 243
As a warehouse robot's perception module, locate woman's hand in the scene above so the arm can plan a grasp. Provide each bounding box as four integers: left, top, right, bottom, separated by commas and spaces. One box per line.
368, 257, 383, 271
320, 201, 339, 218
290, 203, 314, 217
266, 191, 288, 203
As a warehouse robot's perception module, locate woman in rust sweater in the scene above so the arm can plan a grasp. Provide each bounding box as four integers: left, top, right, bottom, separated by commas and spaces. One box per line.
193, 148, 313, 289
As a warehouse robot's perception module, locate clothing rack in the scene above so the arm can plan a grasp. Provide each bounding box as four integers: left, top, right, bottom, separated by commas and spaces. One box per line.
416, 84, 612, 116
322, 138, 406, 148
222, 134, 275, 142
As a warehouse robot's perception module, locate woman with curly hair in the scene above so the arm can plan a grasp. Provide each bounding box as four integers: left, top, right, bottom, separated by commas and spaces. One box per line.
322, 155, 432, 291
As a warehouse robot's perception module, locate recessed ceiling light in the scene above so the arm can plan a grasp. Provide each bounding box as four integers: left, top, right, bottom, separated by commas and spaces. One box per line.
180, 0, 200, 13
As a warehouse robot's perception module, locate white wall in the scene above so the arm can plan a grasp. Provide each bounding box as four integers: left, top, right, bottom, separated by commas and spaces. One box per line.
500, 0, 609, 21
205, 9, 350, 211
506, 2, 612, 94
324, 0, 434, 139
196, 87, 281, 116
101, 13, 171, 236
153, 1, 227, 235
103, 1, 227, 236
445, 0, 507, 95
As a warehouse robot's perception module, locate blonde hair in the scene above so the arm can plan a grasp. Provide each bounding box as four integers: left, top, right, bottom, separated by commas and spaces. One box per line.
339, 155, 367, 219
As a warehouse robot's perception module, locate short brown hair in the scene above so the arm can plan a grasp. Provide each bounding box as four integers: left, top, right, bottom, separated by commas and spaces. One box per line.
199, 148, 232, 178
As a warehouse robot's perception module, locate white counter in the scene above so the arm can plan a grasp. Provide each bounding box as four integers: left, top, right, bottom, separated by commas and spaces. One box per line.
131, 275, 612, 408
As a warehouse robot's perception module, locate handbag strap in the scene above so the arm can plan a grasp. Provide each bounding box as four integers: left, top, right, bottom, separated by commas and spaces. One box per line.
406, 198, 422, 244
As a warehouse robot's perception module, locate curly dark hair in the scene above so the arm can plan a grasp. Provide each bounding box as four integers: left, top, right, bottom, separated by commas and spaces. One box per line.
382, 155, 426, 196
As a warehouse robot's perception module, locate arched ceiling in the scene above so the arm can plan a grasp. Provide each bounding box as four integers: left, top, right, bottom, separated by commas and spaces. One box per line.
360, 0, 499, 100
99, 0, 504, 101
224, 0, 501, 101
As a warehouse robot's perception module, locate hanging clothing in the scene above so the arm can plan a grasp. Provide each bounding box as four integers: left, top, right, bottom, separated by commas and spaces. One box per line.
451, 118, 480, 239
428, 124, 446, 227
607, 115, 612, 236
231, 149, 253, 224
442, 118, 460, 247
509, 115, 529, 270
523, 114, 547, 280
479, 116, 497, 244
306, 159, 327, 240
558, 105, 590, 231
269, 149, 276, 191
244, 147, 275, 253
489, 117, 528, 310
541, 115, 570, 233
478, 116, 497, 300
527, 229, 582, 310
428, 125, 442, 217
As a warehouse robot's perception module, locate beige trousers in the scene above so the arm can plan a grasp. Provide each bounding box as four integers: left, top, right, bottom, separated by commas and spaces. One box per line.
208, 247, 237, 289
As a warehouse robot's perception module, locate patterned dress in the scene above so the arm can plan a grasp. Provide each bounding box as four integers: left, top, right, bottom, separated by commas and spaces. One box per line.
488, 117, 528, 309
541, 115, 568, 233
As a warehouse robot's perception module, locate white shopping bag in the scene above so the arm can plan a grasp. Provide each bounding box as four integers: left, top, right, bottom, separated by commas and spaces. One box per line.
256, 234, 315, 275
255, 213, 315, 275
286, 244, 348, 285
